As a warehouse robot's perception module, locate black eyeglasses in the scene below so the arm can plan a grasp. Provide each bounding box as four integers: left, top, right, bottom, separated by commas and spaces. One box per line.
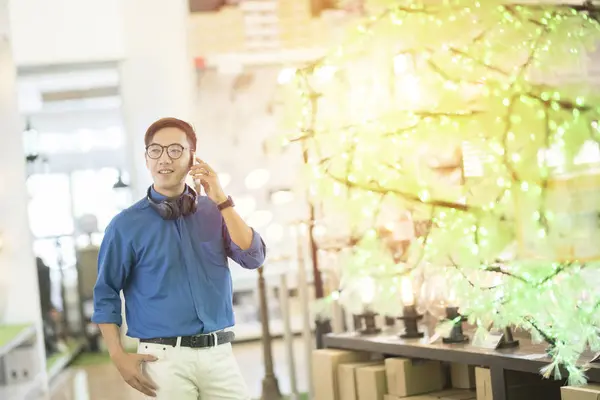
145, 143, 187, 160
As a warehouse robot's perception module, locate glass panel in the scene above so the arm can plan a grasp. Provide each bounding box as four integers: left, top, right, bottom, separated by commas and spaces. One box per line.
33, 238, 73, 270
27, 174, 74, 237
71, 168, 132, 232
33, 237, 76, 312
33, 236, 82, 333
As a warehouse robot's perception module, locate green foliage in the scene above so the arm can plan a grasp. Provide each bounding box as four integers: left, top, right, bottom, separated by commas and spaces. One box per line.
282, 0, 600, 384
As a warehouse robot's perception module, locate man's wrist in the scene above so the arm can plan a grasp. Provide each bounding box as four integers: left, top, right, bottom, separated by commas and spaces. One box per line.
109, 346, 126, 359
215, 194, 229, 205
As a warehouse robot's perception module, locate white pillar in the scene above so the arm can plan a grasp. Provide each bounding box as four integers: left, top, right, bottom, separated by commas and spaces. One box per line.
0, 0, 48, 394
119, 0, 196, 200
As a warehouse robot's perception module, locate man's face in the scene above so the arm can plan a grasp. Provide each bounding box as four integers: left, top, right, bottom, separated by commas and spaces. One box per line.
145, 127, 192, 194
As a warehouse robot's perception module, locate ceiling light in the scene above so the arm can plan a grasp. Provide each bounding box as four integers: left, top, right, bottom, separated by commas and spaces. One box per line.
113, 170, 129, 189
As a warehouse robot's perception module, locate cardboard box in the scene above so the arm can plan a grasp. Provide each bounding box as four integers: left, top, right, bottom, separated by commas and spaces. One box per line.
475, 367, 492, 400
356, 364, 387, 400
561, 384, 600, 400
385, 389, 476, 400
451, 363, 476, 389
385, 394, 435, 400
312, 349, 371, 400
385, 357, 444, 397
338, 361, 382, 400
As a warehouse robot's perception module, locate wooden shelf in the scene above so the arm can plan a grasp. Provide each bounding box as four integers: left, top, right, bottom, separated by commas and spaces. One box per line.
324, 331, 600, 400
0, 324, 36, 358
0, 371, 45, 400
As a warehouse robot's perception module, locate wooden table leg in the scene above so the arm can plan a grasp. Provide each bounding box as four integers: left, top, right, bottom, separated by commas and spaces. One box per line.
491, 366, 508, 400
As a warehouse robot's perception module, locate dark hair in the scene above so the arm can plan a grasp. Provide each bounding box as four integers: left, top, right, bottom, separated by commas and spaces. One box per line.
144, 117, 197, 152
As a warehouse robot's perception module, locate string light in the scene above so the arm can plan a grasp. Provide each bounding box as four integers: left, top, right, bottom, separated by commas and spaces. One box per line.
281, 0, 600, 385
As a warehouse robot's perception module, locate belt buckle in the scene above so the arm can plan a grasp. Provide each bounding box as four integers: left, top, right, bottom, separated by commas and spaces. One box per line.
210, 332, 218, 347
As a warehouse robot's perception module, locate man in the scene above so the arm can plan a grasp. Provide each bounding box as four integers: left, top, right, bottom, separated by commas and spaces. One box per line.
92, 117, 266, 399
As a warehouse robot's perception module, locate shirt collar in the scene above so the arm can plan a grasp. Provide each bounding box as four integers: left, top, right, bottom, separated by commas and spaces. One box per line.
150, 185, 189, 202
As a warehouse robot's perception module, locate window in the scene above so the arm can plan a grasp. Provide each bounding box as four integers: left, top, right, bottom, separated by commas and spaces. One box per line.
71, 168, 132, 232
27, 173, 74, 237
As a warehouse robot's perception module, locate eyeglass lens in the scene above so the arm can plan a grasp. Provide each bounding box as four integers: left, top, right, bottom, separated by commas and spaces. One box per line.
146, 144, 184, 160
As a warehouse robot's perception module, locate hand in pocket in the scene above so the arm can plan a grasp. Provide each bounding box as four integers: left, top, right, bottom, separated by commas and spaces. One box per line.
112, 352, 159, 397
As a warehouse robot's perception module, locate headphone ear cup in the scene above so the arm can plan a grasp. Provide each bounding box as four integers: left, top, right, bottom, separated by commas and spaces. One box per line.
164, 202, 179, 220
179, 192, 197, 216
147, 185, 196, 220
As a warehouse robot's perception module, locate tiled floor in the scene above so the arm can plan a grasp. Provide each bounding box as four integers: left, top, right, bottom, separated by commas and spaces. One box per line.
50, 337, 310, 400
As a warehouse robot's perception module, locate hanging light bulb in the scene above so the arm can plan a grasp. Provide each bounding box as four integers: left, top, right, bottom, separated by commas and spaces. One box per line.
23, 120, 40, 161
113, 170, 129, 189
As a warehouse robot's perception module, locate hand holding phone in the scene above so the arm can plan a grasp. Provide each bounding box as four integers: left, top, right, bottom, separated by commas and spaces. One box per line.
188, 153, 227, 204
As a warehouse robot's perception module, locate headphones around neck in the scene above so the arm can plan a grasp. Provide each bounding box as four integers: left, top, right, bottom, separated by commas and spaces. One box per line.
147, 184, 198, 220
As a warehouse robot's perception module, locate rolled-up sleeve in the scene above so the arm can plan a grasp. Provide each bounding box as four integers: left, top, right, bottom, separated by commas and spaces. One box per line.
91, 220, 133, 326
223, 225, 266, 270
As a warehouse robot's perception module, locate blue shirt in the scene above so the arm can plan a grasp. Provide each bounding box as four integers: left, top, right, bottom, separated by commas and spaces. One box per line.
91, 188, 266, 339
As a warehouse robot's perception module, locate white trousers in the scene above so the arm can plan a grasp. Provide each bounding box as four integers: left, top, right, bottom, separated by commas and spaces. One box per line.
138, 340, 251, 400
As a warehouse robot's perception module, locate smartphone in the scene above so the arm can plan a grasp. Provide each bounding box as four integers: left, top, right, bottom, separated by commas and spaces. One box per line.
186, 153, 205, 195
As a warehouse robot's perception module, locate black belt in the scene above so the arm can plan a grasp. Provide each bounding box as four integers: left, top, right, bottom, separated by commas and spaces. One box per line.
140, 330, 235, 348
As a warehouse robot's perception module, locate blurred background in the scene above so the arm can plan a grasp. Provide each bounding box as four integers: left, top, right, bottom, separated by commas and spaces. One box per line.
0, 0, 367, 399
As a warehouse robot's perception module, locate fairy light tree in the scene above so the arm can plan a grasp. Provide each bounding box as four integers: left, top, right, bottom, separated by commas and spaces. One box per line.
280, 0, 600, 384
